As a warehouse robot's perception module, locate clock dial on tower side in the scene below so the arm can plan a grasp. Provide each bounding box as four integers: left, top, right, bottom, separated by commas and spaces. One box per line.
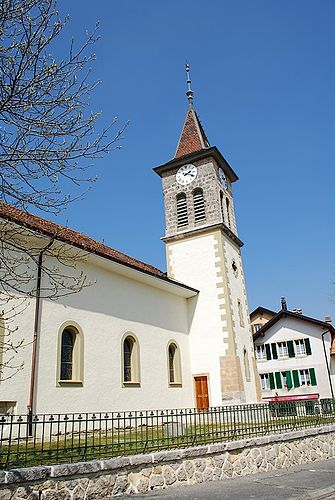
218, 168, 228, 190
176, 164, 197, 186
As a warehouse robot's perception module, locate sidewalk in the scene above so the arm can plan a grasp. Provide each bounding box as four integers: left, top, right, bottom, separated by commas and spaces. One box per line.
126, 458, 335, 499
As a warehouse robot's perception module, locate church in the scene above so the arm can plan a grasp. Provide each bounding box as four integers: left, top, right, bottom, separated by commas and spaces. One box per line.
0, 69, 261, 417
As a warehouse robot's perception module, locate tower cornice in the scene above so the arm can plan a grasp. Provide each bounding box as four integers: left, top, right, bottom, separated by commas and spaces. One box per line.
153, 146, 239, 182
162, 222, 244, 248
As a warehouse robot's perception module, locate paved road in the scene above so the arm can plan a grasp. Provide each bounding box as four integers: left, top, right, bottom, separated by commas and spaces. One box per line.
126, 458, 335, 499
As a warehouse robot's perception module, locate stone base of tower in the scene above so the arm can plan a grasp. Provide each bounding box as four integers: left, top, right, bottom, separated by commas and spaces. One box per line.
220, 355, 246, 404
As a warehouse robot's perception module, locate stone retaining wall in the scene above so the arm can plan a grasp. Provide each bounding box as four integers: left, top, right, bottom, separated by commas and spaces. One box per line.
1, 425, 335, 499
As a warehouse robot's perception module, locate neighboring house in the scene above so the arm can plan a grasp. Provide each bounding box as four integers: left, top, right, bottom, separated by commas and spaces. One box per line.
250, 306, 276, 335
0, 82, 261, 416
252, 301, 335, 403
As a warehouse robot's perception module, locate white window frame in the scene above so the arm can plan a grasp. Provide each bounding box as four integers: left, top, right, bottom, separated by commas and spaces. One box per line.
295, 339, 306, 356
122, 333, 141, 386
255, 344, 266, 361
0, 401, 16, 416
252, 323, 262, 334
281, 371, 288, 388
167, 341, 182, 386
299, 369, 311, 386
57, 322, 84, 386
277, 341, 288, 358
260, 373, 270, 391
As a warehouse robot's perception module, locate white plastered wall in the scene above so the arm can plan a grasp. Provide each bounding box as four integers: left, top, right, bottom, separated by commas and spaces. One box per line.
167, 232, 230, 407
1, 252, 195, 415
0, 297, 35, 414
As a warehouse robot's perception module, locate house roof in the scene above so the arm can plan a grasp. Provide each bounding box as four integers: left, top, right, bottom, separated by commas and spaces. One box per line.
253, 309, 335, 341
174, 108, 210, 159
250, 306, 277, 319
0, 202, 198, 294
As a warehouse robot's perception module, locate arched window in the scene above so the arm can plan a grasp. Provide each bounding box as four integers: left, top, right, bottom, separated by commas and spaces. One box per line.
226, 197, 231, 228
58, 324, 83, 384
123, 335, 140, 384
220, 191, 225, 223
193, 188, 206, 222
167, 341, 182, 385
237, 299, 245, 327
60, 328, 74, 380
168, 344, 176, 383
176, 193, 188, 227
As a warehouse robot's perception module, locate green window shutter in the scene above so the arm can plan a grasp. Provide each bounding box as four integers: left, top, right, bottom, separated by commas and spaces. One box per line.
305, 338, 312, 356
286, 371, 293, 390
265, 344, 272, 360
275, 372, 282, 389
292, 370, 300, 387
288, 340, 295, 358
271, 343, 278, 359
309, 368, 317, 386
269, 372, 275, 390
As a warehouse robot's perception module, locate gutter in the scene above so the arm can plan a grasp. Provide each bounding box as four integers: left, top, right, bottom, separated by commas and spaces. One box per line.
321, 329, 334, 399
27, 239, 54, 434
0, 211, 198, 296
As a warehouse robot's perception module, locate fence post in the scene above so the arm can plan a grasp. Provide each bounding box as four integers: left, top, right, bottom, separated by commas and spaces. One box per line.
27, 409, 33, 437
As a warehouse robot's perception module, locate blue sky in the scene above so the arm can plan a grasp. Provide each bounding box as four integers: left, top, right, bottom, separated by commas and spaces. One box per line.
49, 1, 334, 319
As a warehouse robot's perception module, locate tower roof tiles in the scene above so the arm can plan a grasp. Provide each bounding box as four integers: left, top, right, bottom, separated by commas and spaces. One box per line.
174, 108, 210, 159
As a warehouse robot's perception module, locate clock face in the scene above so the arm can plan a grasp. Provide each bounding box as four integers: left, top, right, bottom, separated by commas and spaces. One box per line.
218, 168, 228, 189
176, 164, 197, 186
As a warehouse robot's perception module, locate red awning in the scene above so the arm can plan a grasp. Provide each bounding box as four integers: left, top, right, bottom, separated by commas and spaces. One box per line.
263, 393, 319, 402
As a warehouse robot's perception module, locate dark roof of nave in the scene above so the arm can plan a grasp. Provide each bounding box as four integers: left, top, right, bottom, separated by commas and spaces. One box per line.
0, 202, 198, 294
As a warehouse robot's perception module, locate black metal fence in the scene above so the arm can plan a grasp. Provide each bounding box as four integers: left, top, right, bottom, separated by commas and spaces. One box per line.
1, 399, 335, 470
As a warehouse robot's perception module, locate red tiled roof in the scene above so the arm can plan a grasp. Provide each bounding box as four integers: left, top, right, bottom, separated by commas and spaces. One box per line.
175, 108, 210, 158
0, 202, 165, 278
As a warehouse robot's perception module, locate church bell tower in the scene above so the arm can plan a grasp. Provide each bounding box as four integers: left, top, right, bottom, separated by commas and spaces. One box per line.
154, 65, 261, 405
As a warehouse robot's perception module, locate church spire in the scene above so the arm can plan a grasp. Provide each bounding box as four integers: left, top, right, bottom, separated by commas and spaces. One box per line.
174, 64, 210, 159
185, 63, 194, 109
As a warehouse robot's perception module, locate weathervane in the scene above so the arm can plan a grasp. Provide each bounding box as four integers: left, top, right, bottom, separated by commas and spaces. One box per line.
185, 62, 194, 108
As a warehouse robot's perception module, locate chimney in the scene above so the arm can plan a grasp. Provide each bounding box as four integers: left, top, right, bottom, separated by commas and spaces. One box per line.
325, 316, 332, 324
292, 308, 303, 315
281, 297, 287, 311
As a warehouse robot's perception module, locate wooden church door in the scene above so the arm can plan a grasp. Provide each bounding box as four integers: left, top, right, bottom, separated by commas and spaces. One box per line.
194, 376, 209, 410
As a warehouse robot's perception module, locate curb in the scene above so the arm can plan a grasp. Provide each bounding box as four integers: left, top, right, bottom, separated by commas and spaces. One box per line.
292, 486, 335, 499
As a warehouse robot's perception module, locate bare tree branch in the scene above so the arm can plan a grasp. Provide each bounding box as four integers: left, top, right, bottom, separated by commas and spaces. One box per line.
0, 0, 126, 380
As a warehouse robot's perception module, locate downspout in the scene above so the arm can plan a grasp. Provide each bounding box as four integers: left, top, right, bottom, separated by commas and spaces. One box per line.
321, 329, 334, 400
27, 238, 54, 435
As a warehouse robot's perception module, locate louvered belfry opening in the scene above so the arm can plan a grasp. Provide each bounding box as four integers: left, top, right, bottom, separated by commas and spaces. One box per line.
193, 188, 206, 222
226, 197, 231, 227
176, 193, 188, 227
220, 191, 225, 223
